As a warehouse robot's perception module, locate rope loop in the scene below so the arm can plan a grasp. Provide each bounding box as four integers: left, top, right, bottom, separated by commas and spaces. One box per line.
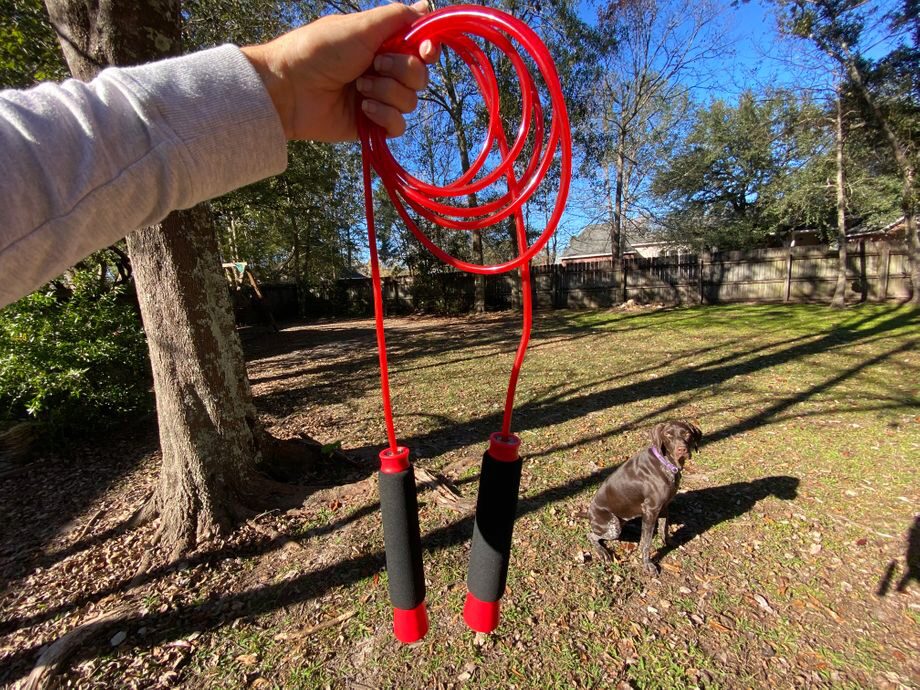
359, 5, 572, 275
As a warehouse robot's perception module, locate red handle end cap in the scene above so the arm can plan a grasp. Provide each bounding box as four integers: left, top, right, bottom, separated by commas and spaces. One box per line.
488, 432, 520, 462
379, 446, 411, 474
393, 602, 428, 643
463, 592, 500, 633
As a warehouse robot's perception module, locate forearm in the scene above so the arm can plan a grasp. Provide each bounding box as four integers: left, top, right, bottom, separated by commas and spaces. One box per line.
0, 45, 287, 307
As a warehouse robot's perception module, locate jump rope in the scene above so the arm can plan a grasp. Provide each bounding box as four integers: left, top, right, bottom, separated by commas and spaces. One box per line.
357, 4, 571, 642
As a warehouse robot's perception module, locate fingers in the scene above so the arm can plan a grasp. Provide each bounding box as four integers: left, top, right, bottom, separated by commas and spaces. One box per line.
419, 39, 440, 64
358, 50, 432, 138
361, 100, 407, 138
374, 53, 428, 90
357, 75, 418, 114
355, 2, 440, 139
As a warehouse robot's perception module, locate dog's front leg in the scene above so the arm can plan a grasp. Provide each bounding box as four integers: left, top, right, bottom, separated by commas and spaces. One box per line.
639, 505, 660, 576
657, 508, 671, 547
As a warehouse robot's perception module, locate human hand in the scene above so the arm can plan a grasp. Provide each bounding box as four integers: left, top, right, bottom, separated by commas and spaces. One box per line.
241, 1, 438, 142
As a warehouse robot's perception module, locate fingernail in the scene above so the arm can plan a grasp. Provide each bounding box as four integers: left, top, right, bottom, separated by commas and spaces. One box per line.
356, 77, 371, 93
374, 55, 393, 73
411, 0, 429, 13
362, 100, 378, 114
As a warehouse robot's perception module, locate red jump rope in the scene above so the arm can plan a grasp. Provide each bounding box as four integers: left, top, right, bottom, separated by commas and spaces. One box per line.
357, 4, 571, 643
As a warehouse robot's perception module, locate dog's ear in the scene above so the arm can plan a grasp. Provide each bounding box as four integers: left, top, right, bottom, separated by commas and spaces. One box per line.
684, 421, 702, 450
650, 423, 667, 451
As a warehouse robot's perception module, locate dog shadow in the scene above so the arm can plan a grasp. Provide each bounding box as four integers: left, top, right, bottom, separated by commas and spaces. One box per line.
627, 475, 802, 564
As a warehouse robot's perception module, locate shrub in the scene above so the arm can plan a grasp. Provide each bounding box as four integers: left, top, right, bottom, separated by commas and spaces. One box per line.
0, 271, 151, 431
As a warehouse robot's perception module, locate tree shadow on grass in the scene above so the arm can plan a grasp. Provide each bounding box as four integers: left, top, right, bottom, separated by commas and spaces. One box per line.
0, 304, 914, 681
601, 476, 799, 568
0, 421, 159, 589
0, 464, 596, 680
345, 305, 918, 464
1, 469, 804, 683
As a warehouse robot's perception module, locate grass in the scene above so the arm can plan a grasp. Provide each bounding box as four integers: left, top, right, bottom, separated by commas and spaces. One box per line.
261, 303, 915, 689
2, 303, 917, 689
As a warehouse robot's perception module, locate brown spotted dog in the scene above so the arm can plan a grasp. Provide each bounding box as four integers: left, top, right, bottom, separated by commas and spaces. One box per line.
587, 420, 702, 575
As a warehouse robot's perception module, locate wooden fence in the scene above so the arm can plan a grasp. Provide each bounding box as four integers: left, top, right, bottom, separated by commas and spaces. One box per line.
257, 241, 912, 319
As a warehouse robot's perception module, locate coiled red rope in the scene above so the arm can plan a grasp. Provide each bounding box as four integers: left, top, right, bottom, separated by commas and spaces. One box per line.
359, 5, 572, 449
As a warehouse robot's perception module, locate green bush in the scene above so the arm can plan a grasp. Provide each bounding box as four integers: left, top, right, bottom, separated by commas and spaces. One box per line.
0, 272, 151, 431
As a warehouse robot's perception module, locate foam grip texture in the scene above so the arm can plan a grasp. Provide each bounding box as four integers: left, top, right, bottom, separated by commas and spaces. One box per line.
378, 468, 426, 610
467, 451, 523, 602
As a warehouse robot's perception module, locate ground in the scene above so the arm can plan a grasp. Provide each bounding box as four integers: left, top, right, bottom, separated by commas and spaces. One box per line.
1, 304, 918, 689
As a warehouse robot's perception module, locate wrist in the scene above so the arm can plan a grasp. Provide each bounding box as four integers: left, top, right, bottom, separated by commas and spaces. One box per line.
241, 44, 295, 140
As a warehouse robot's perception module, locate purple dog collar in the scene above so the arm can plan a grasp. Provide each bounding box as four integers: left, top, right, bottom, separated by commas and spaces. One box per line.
650, 446, 680, 474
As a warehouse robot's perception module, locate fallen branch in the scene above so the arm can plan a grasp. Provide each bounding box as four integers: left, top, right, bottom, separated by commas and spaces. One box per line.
299, 609, 356, 636
828, 512, 895, 539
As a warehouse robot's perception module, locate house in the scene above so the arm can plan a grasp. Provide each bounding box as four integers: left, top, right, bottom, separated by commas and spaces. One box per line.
771, 215, 914, 248
845, 215, 915, 243
559, 221, 688, 265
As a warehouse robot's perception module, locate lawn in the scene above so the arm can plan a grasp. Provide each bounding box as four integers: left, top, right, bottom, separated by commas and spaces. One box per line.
1, 303, 918, 688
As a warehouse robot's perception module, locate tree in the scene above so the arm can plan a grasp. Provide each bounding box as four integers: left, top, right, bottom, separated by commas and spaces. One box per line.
43, 0, 275, 556
652, 90, 828, 250
832, 84, 848, 307
769, 0, 919, 303
585, 0, 728, 261
0, 0, 66, 87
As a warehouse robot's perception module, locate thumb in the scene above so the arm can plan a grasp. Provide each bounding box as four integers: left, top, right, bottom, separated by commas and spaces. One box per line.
357, 0, 430, 51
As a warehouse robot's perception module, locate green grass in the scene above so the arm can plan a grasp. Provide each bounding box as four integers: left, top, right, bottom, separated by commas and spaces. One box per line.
21, 303, 915, 689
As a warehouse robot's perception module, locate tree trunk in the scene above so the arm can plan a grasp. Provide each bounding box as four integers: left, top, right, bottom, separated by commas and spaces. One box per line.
44, 0, 264, 556
602, 114, 620, 265
841, 55, 918, 305
831, 89, 848, 309
455, 120, 485, 313
442, 54, 485, 313
127, 208, 261, 554
614, 142, 625, 261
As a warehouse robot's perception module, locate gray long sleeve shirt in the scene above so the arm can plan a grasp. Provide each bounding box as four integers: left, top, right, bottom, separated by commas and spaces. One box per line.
0, 44, 288, 308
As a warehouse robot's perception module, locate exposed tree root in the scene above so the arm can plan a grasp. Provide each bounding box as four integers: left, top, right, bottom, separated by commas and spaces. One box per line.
20, 602, 136, 690
127, 492, 158, 530
415, 467, 474, 513
73, 507, 105, 543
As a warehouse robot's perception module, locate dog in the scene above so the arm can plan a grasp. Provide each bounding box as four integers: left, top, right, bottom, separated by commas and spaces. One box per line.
587, 420, 702, 575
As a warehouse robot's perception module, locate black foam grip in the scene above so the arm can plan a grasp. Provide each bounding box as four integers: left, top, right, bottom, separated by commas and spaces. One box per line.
378, 467, 426, 610
467, 451, 523, 602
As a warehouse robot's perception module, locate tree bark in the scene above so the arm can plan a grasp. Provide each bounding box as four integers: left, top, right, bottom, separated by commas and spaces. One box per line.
614, 141, 625, 261
127, 208, 262, 554
840, 54, 918, 305
441, 52, 486, 313
831, 88, 848, 309
44, 0, 264, 556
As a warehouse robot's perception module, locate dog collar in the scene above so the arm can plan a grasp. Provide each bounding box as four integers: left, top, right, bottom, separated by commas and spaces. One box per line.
650, 446, 680, 475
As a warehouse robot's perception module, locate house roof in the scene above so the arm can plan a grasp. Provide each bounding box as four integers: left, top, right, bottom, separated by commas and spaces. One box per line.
560, 221, 667, 259
846, 215, 913, 239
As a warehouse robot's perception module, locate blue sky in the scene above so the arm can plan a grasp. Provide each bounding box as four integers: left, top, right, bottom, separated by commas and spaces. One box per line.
554, 0, 827, 251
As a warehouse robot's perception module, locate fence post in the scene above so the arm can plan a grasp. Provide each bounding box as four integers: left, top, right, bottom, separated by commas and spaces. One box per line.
879, 242, 891, 302
698, 253, 705, 304
784, 244, 794, 303
621, 260, 628, 303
